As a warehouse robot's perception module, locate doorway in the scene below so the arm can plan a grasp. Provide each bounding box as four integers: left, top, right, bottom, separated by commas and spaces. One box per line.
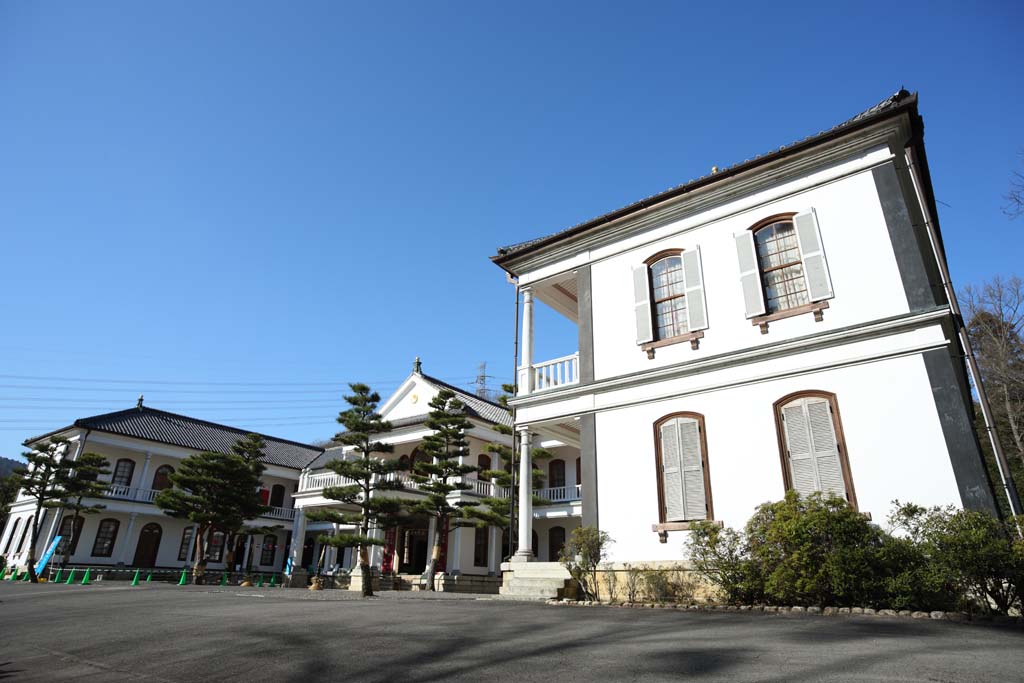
132, 523, 162, 568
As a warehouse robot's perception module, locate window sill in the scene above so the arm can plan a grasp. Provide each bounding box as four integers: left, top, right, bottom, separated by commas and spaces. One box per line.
642, 330, 705, 359
751, 301, 829, 334
652, 520, 722, 543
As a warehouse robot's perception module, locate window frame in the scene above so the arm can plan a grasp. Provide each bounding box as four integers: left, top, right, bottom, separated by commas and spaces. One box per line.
772, 390, 858, 510
260, 534, 277, 566
748, 213, 829, 333
651, 412, 716, 541
178, 527, 195, 562
151, 465, 174, 491
269, 484, 286, 509
91, 518, 120, 558
548, 458, 566, 489
472, 526, 488, 567
111, 458, 135, 488
641, 249, 705, 355
3, 517, 21, 554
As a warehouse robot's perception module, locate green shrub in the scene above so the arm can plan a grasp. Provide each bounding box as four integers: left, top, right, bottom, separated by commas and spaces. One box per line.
623, 563, 642, 603
640, 567, 697, 603
559, 526, 613, 601
688, 522, 764, 604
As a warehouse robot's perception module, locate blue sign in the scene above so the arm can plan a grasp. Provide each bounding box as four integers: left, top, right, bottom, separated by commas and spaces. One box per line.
285, 557, 293, 575
35, 535, 62, 575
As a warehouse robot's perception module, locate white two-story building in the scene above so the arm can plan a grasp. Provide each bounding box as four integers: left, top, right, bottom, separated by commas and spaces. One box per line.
492, 90, 1000, 584
1, 402, 320, 576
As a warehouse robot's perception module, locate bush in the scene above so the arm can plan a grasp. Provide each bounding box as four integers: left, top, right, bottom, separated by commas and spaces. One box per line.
640, 567, 697, 604
687, 492, 1024, 614
559, 526, 613, 601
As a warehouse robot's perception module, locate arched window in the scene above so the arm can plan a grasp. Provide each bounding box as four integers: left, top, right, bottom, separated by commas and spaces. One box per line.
178, 527, 195, 562
654, 413, 713, 527
269, 484, 286, 508
56, 516, 85, 556
398, 454, 410, 471
477, 454, 491, 481
473, 526, 488, 567
548, 459, 565, 489
548, 526, 566, 563
753, 216, 808, 314
260, 534, 277, 566
205, 530, 226, 562
91, 518, 120, 557
2, 517, 21, 554
151, 465, 174, 491
17, 517, 31, 553
774, 391, 857, 509
647, 251, 688, 341
737, 211, 833, 331
111, 459, 135, 487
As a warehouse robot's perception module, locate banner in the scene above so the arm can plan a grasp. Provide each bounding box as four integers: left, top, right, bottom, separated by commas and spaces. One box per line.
35, 535, 63, 575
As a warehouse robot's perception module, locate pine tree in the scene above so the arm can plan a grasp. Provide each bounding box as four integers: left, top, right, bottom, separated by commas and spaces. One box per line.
473, 384, 551, 558
54, 452, 111, 567
304, 383, 405, 597
16, 438, 78, 582
223, 433, 270, 570
155, 436, 268, 584
406, 389, 482, 590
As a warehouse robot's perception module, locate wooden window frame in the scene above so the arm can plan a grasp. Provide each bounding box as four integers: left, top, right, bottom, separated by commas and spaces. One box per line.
748, 213, 828, 334
112, 458, 135, 488
260, 534, 277, 566
91, 518, 120, 558
269, 484, 286, 509
642, 248, 704, 355
473, 526, 488, 567
151, 465, 174, 491
651, 412, 717, 543
178, 527, 195, 562
773, 390, 859, 511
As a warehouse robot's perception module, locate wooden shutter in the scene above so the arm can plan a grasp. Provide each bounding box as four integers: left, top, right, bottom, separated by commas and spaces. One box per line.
806, 398, 846, 497
678, 418, 708, 520
633, 265, 654, 344
793, 209, 833, 301
659, 417, 707, 522
735, 232, 765, 318
659, 422, 685, 521
781, 402, 818, 496
682, 246, 709, 332
781, 397, 847, 499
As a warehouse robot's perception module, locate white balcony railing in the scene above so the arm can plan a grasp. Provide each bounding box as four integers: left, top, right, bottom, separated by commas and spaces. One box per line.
302, 471, 359, 492
103, 485, 159, 504
519, 352, 579, 394
534, 484, 582, 503
261, 506, 297, 521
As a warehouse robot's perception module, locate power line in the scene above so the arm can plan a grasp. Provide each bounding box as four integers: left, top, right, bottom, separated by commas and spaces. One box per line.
0, 373, 482, 387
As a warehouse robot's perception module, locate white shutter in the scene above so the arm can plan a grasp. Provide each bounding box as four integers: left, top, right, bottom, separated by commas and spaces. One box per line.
677, 418, 707, 520
633, 265, 654, 345
793, 208, 833, 301
806, 398, 846, 498
682, 246, 708, 332
782, 403, 818, 496
734, 232, 765, 318
659, 422, 684, 521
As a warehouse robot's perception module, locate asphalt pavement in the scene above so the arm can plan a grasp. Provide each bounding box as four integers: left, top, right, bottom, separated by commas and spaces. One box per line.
0, 582, 1021, 682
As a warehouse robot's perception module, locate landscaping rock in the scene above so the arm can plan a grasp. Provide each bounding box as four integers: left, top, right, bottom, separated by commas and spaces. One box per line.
823, 607, 838, 616
806, 606, 821, 615
929, 611, 945, 620
911, 611, 929, 619
898, 610, 913, 618
862, 608, 876, 615
850, 607, 863, 614
790, 606, 805, 613
838, 607, 851, 615
878, 609, 898, 617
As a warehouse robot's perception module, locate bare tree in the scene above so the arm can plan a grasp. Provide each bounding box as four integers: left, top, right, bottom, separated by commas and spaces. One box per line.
1006, 156, 1024, 219
963, 276, 1024, 469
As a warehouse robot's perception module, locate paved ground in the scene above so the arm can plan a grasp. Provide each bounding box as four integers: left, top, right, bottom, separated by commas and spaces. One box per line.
0, 582, 1021, 682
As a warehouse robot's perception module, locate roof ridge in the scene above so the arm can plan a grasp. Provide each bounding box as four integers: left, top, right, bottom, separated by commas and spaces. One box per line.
419, 372, 506, 410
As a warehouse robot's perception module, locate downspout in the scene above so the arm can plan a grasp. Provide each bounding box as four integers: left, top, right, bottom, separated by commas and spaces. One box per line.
509, 274, 520, 561
905, 145, 1023, 520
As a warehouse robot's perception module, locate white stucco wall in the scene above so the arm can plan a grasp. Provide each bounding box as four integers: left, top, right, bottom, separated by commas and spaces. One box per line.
594, 351, 961, 563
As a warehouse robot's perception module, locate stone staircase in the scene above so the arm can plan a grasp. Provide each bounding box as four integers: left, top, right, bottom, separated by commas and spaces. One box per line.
497, 562, 573, 601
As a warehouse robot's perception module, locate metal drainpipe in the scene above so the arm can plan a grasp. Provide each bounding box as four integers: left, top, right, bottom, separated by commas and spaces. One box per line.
509, 276, 520, 561
905, 145, 1023, 521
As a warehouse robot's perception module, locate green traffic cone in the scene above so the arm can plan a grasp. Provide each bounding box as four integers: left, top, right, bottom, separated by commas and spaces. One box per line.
131, 569, 140, 586
22, 569, 30, 582
80, 568, 91, 585
145, 573, 152, 583
65, 568, 75, 584
219, 572, 227, 586
269, 574, 276, 587
256, 574, 263, 587
10, 568, 19, 581
178, 569, 187, 586
0, 567, 6, 581
53, 568, 63, 583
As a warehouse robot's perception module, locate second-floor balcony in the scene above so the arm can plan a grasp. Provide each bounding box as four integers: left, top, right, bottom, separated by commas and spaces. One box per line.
101, 485, 295, 521
298, 470, 580, 504
518, 352, 580, 395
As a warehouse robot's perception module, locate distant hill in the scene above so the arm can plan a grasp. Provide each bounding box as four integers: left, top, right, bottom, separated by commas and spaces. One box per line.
0, 457, 23, 478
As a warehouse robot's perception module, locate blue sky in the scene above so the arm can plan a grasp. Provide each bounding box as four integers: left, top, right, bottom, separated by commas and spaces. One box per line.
1, 1, 1021, 459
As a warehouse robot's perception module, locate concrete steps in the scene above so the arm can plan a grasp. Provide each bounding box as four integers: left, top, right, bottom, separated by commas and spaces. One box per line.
498, 562, 572, 601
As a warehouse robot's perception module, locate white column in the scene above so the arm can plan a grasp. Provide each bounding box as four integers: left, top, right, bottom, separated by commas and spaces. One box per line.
288, 509, 306, 573
368, 524, 384, 568
241, 534, 253, 571
448, 524, 462, 575
518, 287, 534, 395
117, 512, 139, 566
136, 452, 153, 495
513, 429, 534, 561
424, 517, 437, 574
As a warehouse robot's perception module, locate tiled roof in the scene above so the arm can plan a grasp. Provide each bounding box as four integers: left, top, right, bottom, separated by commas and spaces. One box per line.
493, 89, 918, 265
419, 373, 512, 427
25, 406, 323, 470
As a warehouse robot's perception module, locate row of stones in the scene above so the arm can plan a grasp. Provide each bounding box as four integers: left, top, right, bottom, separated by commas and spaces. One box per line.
546, 600, 1023, 625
